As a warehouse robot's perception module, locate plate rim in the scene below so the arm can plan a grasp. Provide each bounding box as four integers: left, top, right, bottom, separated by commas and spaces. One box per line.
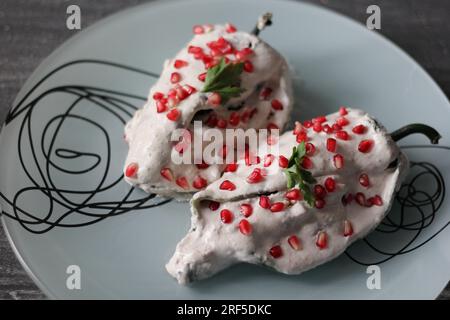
1, 0, 449, 299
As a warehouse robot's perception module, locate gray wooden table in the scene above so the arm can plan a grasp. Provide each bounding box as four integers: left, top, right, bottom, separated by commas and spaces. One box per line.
0, 0, 449, 300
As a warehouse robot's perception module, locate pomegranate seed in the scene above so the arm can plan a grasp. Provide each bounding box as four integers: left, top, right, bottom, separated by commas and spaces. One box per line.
243, 60, 254, 72
167, 96, 179, 108
359, 173, 370, 187
285, 189, 301, 201
156, 100, 167, 113
270, 202, 285, 212
306, 143, 316, 156
316, 231, 328, 249
174, 141, 187, 154
183, 85, 197, 95
206, 114, 218, 127
314, 184, 327, 199
312, 122, 322, 132
333, 154, 344, 169
259, 195, 270, 209
324, 177, 336, 192
278, 155, 289, 168
208, 92, 222, 106
267, 136, 277, 148
209, 200, 220, 211
196, 162, 209, 170
326, 138, 337, 152
166, 108, 180, 121
372, 195, 383, 206
160, 168, 173, 181
220, 180, 236, 191
229, 112, 240, 126
203, 54, 214, 64
343, 220, 353, 237
241, 47, 253, 55
323, 124, 333, 134
170, 72, 181, 84
335, 130, 349, 140
303, 120, 313, 128
193, 52, 204, 60
174, 59, 188, 69
313, 116, 327, 124
217, 36, 228, 46
239, 219, 252, 235
247, 168, 264, 184
217, 118, 227, 129
358, 139, 374, 153
225, 23, 237, 33
315, 198, 326, 209
365, 197, 375, 207
267, 123, 279, 131
188, 45, 202, 54
193, 24, 204, 34
296, 131, 308, 143
198, 72, 207, 82
288, 235, 302, 251
221, 44, 233, 55
193, 176, 207, 189
332, 123, 342, 131
210, 48, 223, 57
244, 149, 261, 166
176, 176, 189, 189
153, 92, 164, 100
271, 99, 283, 110
125, 163, 138, 178
352, 124, 366, 134
224, 163, 238, 172
235, 50, 246, 61
168, 88, 177, 98
176, 86, 189, 100
339, 106, 348, 115
269, 245, 283, 258
342, 193, 353, 206
259, 87, 272, 100
301, 157, 313, 169
355, 192, 366, 206
236, 47, 253, 59
239, 203, 253, 217
240, 111, 250, 123
220, 209, 233, 224
220, 144, 228, 160
264, 154, 275, 167
336, 117, 349, 127
293, 121, 303, 135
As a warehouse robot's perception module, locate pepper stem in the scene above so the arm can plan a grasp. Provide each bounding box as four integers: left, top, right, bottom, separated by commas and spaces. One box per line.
390, 124, 441, 144
251, 12, 273, 36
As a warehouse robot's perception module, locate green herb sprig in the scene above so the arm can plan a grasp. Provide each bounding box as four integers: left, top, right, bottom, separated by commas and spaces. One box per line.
283, 141, 317, 206
202, 58, 245, 103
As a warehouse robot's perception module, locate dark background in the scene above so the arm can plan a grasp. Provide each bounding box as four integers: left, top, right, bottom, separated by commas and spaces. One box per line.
0, 0, 449, 300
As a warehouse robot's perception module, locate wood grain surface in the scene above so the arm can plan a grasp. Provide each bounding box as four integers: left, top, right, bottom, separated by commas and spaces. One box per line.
0, 0, 449, 300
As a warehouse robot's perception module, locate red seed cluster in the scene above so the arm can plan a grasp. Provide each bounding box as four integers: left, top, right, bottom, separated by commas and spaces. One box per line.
205, 107, 258, 129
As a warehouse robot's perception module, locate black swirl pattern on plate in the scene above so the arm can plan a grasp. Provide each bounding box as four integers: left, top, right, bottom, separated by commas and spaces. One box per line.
0, 60, 448, 268
0, 60, 171, 234
346, 146, 449, 265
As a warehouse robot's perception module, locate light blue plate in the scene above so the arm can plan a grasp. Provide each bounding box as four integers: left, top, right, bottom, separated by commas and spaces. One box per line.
1, 0, 450, 299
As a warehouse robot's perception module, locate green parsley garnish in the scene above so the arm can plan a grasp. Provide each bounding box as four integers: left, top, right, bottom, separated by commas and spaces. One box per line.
283, 141, 317, 207
202, 58, 245, 103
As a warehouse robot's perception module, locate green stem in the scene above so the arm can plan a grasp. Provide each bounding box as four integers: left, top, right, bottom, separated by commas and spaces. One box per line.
251, 12, 273, 36
390, 124, 441, 144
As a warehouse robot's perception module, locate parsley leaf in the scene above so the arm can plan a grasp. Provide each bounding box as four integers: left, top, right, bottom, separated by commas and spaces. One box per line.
202, 58, 245, 103
283, 141, 317, 207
